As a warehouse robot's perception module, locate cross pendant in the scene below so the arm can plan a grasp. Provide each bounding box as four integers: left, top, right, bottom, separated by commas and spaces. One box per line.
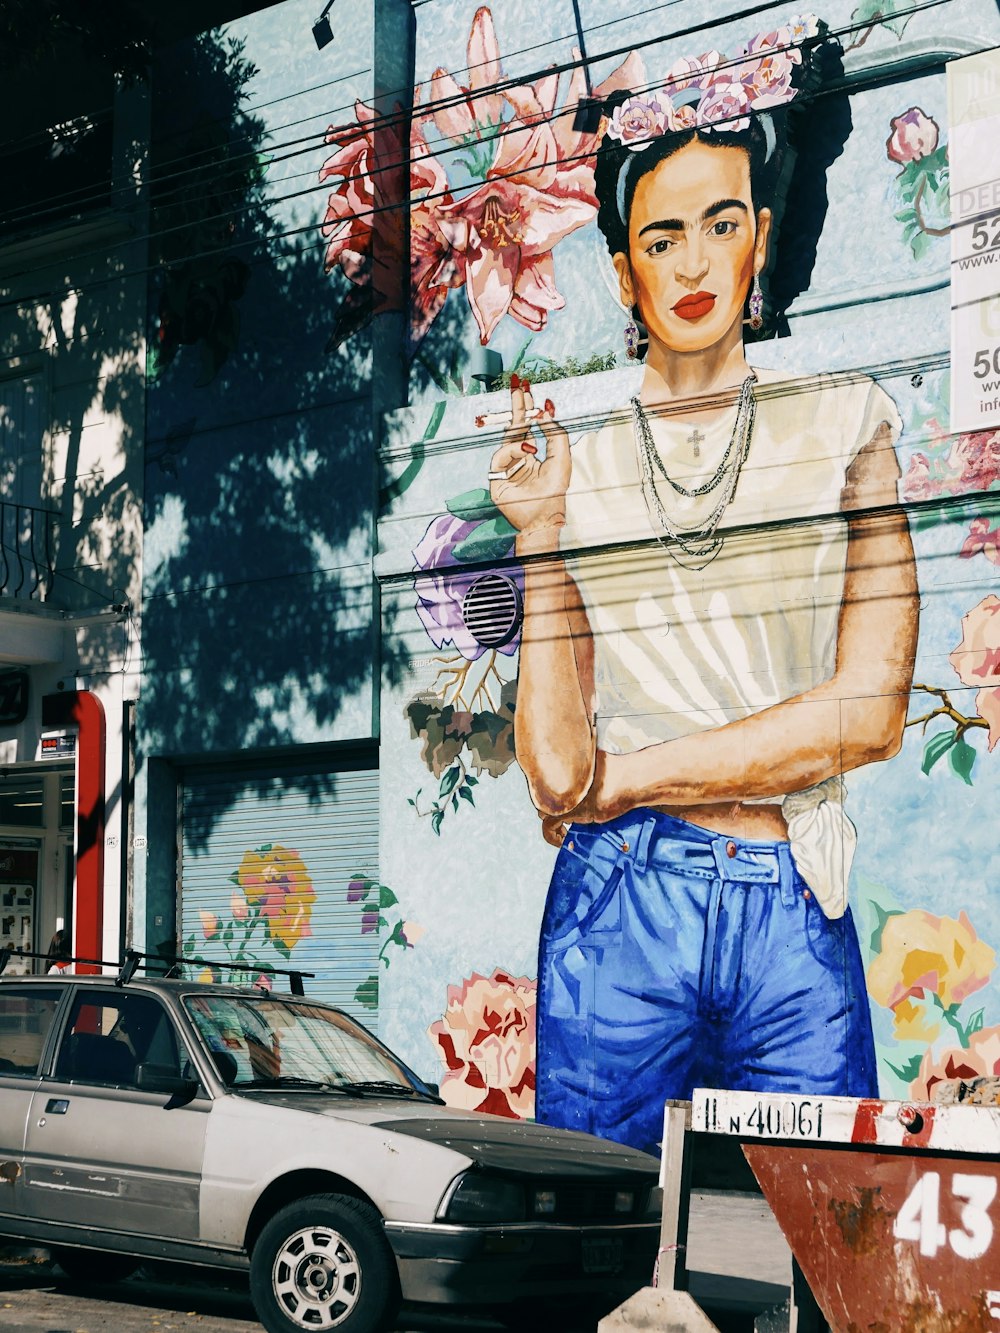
688, 427, 704, 458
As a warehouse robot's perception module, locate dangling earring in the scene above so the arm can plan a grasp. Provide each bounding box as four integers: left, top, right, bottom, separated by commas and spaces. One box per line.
624, 306, 648, 360
748, 272, 764, 331
624, 315, 640, 359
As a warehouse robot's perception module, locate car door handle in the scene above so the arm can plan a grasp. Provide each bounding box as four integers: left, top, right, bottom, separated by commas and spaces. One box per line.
45, 1099, 70, 1115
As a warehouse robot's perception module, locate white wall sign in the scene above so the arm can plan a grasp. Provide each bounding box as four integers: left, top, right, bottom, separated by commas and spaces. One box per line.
950, 48, 1000, 432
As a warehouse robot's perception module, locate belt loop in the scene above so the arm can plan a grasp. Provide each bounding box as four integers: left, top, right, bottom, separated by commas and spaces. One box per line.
632, 815, 657, 874
779, 845, 796, 908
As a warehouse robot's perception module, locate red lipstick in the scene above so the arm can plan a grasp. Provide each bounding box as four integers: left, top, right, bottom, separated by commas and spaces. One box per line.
672, 291, 716, 320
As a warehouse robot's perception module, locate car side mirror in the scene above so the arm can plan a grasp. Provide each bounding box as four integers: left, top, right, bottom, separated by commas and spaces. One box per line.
136, 1062, 200, 1102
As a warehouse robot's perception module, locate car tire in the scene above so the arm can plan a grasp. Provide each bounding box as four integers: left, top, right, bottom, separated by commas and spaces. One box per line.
249, 1193, 400, 1333
52, 1248, 140, 1284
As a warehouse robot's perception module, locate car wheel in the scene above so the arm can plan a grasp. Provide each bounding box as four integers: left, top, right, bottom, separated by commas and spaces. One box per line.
52, 1248, 139, 1284
250, 1193, 399, 1333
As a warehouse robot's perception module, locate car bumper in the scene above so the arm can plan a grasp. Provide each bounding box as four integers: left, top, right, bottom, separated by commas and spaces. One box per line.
384, 1219, 658, 1305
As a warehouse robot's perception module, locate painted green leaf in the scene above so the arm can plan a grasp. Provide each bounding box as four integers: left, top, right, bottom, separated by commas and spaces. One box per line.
257, 843, 273, 853
869, 901, 905, 954
466, 774, 479, 786
885, 1052, 924, 1083
459, 785, 475, 806
228, 872, 239, 885
451, 516, 518, 564
948, 736, 977, 786
379, 884, 398, 909
964, 1008, 985, 1043
355, 975, 379, 1010
406, 797, 415, 807
446, 488, 500, 523
223, 925, 234, 945
439, 765, 462, 798
921, 729, 957, 775
389, 919, 407, 947
430, 809, 444, 837
272, 938, 291, 960
184, 934, 196, 953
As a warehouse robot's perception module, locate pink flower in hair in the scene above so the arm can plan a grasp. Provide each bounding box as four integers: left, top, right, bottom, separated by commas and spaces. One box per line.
606, 94, 674, 149
663, 50, 725, 93
697, 81, 752, 133
740, 39, 797, 108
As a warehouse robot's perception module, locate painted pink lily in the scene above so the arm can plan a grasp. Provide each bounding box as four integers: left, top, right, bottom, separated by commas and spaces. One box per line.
422, 7, 643, 342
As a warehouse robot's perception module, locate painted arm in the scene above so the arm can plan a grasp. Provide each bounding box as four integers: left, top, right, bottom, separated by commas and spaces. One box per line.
576, 423, 919, 821
488, 386, 596, 815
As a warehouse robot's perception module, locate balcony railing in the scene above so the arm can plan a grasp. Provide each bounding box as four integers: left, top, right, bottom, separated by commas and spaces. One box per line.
0, 502, 57, 602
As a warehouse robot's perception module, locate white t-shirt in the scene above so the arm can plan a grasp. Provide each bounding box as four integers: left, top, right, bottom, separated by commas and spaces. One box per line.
557, 367, 902, 919
560, 367, 902, 756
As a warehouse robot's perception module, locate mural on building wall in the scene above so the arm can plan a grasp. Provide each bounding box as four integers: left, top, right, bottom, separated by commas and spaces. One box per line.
370, 0, 1000, 1145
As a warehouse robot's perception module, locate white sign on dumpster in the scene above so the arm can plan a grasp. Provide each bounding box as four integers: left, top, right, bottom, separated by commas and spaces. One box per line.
949, 46, 1000, 432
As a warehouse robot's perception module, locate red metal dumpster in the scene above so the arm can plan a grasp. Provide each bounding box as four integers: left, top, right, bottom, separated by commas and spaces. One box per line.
690, 1087, 1000, 1332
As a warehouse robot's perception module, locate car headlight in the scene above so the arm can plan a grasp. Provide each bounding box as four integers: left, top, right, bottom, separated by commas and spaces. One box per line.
644, 1186, 663, 1219
441, 1173, 527, 1223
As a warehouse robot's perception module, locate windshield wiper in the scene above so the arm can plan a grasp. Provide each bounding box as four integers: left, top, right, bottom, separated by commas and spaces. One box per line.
340, 1079, 435, 1099
235, 1076, 349, 1092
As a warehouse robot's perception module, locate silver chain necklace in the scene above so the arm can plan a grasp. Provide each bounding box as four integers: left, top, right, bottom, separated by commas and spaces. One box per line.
631, 373, 757, 568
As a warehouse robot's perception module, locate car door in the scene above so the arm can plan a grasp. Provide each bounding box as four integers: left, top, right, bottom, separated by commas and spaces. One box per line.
0, 983, 65, 1227
22, 987, 210, 1241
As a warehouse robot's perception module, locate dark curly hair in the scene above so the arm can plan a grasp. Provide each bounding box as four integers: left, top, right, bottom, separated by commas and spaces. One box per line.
594, 39, 851, 338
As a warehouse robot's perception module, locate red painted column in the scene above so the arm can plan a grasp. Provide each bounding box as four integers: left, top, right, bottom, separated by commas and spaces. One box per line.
41, 691, 106, 973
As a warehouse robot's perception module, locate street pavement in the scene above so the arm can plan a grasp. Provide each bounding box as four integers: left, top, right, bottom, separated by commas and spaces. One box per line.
0, 1192, 793, 1333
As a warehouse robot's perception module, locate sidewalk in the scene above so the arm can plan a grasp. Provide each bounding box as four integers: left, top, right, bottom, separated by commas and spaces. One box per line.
685, 1190, 792, 1332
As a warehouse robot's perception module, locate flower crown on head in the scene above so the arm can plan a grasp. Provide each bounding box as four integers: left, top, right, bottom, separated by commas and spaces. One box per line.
604, 15, 822, 151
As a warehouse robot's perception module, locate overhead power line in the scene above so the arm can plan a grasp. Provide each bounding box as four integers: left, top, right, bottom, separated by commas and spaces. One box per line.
0, 0, 953, 318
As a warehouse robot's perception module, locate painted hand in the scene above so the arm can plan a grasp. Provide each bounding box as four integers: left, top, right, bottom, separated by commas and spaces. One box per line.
488, 379, 570, 540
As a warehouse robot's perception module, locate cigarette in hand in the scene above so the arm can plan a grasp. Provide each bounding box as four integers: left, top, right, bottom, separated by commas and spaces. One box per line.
475, 409, 544, 428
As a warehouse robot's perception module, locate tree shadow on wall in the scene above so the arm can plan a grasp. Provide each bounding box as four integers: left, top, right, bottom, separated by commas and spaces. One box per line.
140, 27, 419, 847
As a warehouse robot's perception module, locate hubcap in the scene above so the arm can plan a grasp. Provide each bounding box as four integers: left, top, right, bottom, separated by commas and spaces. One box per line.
271, 1225, 362, 1328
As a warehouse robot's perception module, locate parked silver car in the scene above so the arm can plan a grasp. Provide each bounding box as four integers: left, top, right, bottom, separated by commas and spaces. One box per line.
0, 973, 660, 1332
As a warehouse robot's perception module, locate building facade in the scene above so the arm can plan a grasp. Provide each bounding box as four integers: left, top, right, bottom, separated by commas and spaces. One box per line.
5, 0, 1000, 1149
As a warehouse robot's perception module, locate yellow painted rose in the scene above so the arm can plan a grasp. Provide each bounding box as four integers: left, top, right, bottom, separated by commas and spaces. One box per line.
890, 997, 941, 1043
867, 909, 995, 1013
237, 844, 315, 950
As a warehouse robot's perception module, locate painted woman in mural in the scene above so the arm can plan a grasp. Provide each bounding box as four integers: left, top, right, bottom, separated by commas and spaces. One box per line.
488, 23, 920, 1155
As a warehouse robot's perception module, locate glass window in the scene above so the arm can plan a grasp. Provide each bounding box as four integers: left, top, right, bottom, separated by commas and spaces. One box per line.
0, 780, 43, 828
0, 987, 61, 1077
59, 777, 74, 830
184, 995, 415, 1091
54, 991, 182, 1088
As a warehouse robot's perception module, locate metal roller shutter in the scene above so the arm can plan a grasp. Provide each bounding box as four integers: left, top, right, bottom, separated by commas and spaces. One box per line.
179, 759, 380, 1025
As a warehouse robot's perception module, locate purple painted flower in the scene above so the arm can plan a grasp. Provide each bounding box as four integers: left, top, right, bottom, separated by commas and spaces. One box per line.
739, 34, 796, 108
361, 910, 379, 935
346, 879, 368, 903
412, 514, 522, 661
696, 81, 752, 133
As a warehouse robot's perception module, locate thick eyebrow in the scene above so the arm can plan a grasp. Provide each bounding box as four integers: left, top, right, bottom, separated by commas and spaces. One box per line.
637, 198, 749, 237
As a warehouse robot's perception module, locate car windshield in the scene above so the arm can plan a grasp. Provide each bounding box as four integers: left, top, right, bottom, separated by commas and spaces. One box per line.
183, 994, 420, 1094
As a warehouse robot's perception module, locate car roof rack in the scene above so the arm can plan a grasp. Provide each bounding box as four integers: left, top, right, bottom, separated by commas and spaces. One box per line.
0, 946, 313, 996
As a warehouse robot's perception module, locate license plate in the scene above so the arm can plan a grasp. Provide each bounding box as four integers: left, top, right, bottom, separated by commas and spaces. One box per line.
582, 1236, 624, 1274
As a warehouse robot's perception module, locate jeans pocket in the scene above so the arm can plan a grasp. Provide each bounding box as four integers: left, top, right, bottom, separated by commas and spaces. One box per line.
804, 900, 846, 972
544, 844, 625, 949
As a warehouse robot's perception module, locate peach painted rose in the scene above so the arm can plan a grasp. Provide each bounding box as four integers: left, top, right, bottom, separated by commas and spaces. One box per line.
200, 910, 221, 941
911, 1024, 1000, 1100
949, 595, 1000, 751
230, 893, 249, 922
886, 108, 939, 165
236, 844, 315, 951
428, 969, 536, 1119
867, 909, 995, 1012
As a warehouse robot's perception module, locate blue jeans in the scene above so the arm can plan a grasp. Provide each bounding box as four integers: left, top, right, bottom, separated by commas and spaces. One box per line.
535, 808, 877, 1156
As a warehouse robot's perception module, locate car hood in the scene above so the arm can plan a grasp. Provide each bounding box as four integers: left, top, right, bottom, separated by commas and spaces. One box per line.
234, 1091, 657, 1178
